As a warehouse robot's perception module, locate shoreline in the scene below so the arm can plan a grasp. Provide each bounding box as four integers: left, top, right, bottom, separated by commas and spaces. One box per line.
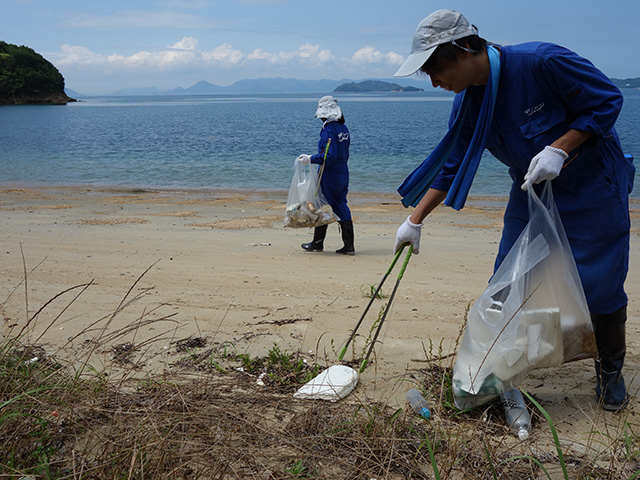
0, 182, 513, 208
4, 181, 640, 207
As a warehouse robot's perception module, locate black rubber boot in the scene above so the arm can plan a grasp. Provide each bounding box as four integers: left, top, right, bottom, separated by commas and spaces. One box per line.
335, 220, 355, 255
301, 225, 327, 252
591, 306, 629, 411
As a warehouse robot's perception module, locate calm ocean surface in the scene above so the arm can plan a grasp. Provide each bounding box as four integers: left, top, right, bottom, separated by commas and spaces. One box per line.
1, 90, 639, 199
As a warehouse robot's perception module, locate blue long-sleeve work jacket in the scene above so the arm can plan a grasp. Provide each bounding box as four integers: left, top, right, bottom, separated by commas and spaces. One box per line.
310, 120, 351, 221
431, 42, 634, 315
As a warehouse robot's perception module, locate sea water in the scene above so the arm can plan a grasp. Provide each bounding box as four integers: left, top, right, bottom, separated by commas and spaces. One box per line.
1, 90, 639, 199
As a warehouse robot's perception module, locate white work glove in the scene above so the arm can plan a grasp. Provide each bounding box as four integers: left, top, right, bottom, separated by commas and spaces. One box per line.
394, 216, 423, 254
296, 154, 311, 165
521, 146, 568, 191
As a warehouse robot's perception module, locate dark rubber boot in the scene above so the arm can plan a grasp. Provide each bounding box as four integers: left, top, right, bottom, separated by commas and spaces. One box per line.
591, 306, 629, 411
301, 225, 327, 252
335, 220, 355, 255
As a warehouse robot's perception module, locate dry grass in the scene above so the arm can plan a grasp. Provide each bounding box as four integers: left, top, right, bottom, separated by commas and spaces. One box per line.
1, 263, 640, 479
0, 341, 518, 480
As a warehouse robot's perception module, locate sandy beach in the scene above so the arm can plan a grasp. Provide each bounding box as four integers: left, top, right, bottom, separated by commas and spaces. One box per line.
1, 185, 640, 445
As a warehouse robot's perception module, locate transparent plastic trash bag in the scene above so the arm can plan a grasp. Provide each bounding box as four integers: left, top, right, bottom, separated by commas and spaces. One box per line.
284, 159, 338, 228
452, 182, 596, 410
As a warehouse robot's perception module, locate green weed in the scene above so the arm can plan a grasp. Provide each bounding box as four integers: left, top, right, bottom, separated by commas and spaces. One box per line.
238, 343, 322, 385
360, 283, 386, 299
284, 459, 318, 478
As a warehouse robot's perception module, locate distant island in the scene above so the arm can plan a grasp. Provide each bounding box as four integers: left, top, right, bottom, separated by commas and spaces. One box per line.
334, 80, 424, 93
612, 77, 640, 89
71, 75, 639, 98
0, 41, 76, 105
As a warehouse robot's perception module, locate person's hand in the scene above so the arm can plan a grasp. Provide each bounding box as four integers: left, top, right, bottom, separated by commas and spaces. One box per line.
521, 146, 568, 191
394, 216, 423, 254
297, 154, 311, 165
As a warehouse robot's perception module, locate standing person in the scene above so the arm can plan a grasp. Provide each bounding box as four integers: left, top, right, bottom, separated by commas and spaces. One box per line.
393, 9, 634, 411
298, 95, 355, 255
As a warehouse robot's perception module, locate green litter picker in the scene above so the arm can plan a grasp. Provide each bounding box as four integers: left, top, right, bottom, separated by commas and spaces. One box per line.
294, 244, 413, 401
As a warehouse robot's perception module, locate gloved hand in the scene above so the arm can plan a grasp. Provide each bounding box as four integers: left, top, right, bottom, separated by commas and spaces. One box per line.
394, 215, 423, 254
296, 154, 311, 165
521, 146, 568, 191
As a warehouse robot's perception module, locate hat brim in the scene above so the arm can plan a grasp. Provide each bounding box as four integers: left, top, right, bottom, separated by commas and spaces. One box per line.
394, 45, 437, 77
315, 105, 342, 119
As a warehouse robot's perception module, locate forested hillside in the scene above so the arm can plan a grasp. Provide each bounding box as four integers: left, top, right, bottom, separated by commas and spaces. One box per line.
334, 80, 423, 93
0, 41, 75, 104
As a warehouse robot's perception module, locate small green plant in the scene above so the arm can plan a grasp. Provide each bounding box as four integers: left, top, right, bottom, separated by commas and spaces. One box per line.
237, 352, 252, 370
519, 390, 568, 480
420, 432, 441, 480
236, 344, 321, 386
206, 352, 227, 373
361, 283, 386, 299
621, 421, 640, 463
284, 459, 318, 478
219, 341, 236, 359
360, 305, 385, 358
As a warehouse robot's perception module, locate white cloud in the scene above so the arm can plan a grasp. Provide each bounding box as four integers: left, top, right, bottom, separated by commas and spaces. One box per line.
169, 36, 199, 50
54, 39, 405, 91
246, 49, 271, 61
245, 44, 335, 66
58, 45, 104, 64
201, 44, 245, 68
56, 40, 344, 72
352, 46, 404, 66
56, 46, 196, 71
106, 50, 197, 69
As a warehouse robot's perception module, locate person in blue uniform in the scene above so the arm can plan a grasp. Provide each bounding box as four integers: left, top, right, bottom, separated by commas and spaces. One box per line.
393, 10, 634, 410
298, 95, 354, 255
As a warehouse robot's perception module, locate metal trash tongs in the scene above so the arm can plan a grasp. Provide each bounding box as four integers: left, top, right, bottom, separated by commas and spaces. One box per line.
338, 244, 413, 372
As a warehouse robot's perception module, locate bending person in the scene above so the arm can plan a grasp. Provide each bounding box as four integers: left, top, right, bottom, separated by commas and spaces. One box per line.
394, 10, 633, 411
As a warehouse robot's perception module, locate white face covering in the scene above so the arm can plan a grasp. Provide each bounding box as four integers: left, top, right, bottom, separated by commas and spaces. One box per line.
314, 95, 342, 122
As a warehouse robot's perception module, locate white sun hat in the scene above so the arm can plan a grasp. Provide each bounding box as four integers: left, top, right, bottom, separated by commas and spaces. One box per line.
395, 9, 478, 77
314, 95, 343, 121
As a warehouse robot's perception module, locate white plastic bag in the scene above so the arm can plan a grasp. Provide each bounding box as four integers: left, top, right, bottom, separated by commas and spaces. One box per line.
452, 182, 596, 409
284, 160, 338, 228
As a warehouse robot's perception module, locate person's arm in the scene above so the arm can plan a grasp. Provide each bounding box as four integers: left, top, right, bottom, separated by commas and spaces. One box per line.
522, 128, 594, 190
310, 126, 335, 165
551, 129, 593, 156
521, 44, 621, 191
409, 188, 448, 224
394, 188, 448, 254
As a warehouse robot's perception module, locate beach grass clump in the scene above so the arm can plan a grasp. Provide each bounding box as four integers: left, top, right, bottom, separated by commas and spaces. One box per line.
0, 345, 67, 477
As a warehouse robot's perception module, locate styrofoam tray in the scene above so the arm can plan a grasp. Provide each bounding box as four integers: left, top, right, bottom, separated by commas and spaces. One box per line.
293, 365, 359, 401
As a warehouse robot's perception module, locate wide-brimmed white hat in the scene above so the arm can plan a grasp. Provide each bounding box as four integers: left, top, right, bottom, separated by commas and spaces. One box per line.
315, 95, 342, 121
395, 9, 478, 77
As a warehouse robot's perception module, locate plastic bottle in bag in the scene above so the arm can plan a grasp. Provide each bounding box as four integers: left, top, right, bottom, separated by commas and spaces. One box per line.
500, 389, 531, 440
406, 389, 431, 419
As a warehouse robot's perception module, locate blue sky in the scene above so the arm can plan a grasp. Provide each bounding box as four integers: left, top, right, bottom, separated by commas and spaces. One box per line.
3, 0, 639, 95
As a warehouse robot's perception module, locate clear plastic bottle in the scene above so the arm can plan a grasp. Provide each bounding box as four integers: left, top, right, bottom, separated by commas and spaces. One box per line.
406, 389, 431, 419
500, 389, 531, 440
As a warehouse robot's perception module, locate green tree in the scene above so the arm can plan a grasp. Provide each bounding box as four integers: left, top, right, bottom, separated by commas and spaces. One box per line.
0, 41, 73, 104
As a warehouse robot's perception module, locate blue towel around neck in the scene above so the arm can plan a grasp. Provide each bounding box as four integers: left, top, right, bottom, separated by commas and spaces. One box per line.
397, 45, 501, 211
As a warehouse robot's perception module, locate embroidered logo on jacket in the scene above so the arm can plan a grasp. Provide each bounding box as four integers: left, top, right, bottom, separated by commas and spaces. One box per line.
524, 103, 544, 116
338, 132, 350, 142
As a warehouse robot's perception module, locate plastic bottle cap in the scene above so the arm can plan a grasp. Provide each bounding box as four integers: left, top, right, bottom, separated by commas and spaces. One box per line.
518, 429, 529, 440
419, 407, 431, 419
